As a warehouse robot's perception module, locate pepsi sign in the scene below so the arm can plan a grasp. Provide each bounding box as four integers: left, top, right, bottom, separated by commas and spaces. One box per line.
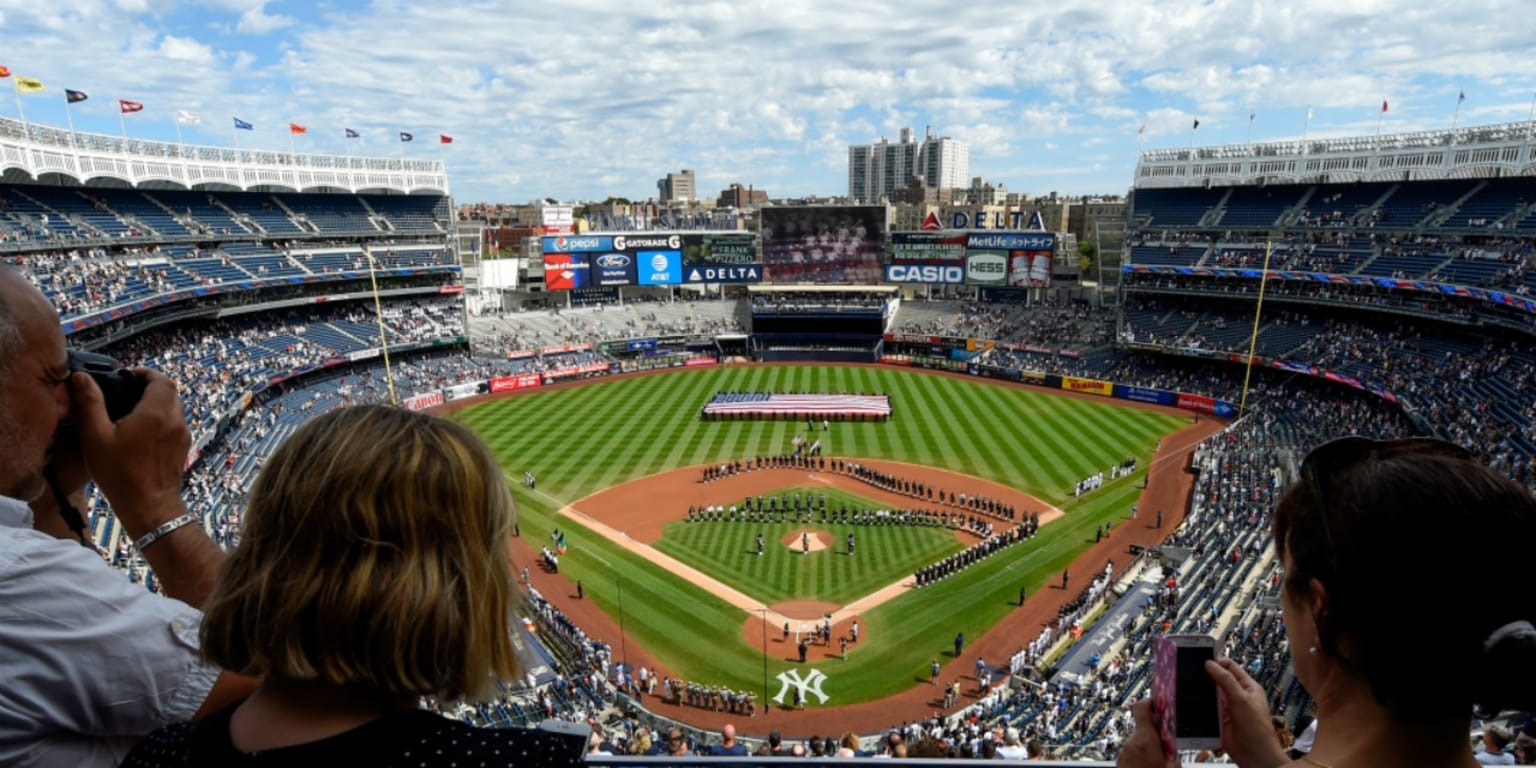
885, 264, 965, 284
541, 235, 612, 252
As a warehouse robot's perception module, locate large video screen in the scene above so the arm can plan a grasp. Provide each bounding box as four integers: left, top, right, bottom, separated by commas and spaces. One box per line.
760, 205, 887, 284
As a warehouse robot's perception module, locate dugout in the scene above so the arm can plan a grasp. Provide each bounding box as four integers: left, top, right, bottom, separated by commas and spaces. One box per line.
747, 285, 895, 363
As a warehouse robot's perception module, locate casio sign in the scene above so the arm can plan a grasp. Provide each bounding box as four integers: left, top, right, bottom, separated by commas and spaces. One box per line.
886, 264, 964, 283
594, 253, 631, 268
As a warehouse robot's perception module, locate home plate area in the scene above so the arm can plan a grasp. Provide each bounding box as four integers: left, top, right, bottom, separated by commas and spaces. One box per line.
783, 530, 832, 552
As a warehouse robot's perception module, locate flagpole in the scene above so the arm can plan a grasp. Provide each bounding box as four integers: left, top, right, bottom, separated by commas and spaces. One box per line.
364, 244, 399, 406
1451, 95, 1462, 131
118, 109, 129, 141
12, 84, 30, 143
1237, 241, 1274, 420
1246, 113, 1255, 145
62, 99, 82, 174
1523, 92, 1536, 166
1302, 106, 1312, 144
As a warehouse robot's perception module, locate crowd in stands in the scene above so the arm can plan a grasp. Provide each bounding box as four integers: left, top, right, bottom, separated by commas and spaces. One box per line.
894, 297, 1114, 349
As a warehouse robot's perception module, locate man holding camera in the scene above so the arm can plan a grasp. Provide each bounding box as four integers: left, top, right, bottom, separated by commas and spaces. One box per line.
0, 267, 252, 766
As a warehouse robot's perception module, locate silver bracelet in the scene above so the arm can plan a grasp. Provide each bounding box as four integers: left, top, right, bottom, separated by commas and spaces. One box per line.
132, 511, 201, 552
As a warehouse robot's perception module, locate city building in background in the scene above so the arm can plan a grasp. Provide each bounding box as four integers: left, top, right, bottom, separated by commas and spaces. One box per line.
847, 127, 970, 203
658, 169, 697, 202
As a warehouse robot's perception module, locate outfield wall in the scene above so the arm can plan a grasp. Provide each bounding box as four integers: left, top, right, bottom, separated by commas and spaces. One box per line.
878, 354, 1237, 418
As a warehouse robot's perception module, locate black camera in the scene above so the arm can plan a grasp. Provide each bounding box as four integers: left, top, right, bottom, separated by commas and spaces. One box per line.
67, 350, 146, 422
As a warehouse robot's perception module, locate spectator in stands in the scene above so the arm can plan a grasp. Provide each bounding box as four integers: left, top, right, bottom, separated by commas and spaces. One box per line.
1476, 723, 1516, 765
123, 405, 581, 765
1118, 436, 1536, 768
712, 723, 747, 756
0, 266, 250, 767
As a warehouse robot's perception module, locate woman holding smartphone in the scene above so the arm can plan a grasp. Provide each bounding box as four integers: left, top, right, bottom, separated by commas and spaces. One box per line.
1119, 437, 1536, 768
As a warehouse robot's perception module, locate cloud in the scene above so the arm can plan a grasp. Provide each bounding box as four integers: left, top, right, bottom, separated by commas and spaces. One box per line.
157, 34, 216, 65
237, 5, 295, 35
0, 0, 1533, 201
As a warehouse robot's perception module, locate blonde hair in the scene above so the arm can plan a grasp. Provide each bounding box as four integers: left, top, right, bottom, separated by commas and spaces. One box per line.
199, 404, 520, 701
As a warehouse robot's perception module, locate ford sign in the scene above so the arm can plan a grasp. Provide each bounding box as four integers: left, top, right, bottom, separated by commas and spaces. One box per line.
594, 253, 631, 268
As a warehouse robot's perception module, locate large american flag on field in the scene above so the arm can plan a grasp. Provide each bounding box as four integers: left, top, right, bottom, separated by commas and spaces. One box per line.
703, 392, 891, 418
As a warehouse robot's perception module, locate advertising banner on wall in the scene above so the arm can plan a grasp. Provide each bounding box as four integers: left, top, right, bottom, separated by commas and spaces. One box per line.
1060, 376, 1114, 396
889, 232, 967, 264
682, 232, 763, 283
542, 252, 590, 290
590, 252, 637, 286
964, 251, 1008, 285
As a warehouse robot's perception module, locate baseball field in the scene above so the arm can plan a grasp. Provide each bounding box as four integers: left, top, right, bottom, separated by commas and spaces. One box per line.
452, 364, 1189, 710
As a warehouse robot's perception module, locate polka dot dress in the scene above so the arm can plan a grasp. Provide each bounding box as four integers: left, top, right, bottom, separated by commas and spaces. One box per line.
121, 706, 586, 767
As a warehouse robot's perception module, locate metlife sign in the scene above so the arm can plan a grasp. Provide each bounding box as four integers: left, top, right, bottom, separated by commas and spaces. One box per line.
884, 264, 965, 284
965, 233, 1055, 250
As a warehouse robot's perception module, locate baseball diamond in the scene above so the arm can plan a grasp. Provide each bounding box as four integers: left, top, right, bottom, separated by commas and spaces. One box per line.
450, 363, 1196, 723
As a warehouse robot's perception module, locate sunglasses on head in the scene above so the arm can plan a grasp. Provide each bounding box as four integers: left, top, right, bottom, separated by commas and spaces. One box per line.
1299, 436, 1475, 566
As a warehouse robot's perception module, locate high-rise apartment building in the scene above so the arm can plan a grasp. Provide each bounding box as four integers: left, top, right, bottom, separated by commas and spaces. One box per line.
657, 169, 696, 202
848, 127, 970, 203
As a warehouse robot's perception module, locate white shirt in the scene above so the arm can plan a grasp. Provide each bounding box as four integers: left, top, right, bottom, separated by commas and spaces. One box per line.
0, 495, 219, 767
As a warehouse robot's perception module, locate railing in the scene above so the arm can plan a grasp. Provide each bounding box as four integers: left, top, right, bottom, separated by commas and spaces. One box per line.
0, 115, 447, 194
1135, 120, 1536, 188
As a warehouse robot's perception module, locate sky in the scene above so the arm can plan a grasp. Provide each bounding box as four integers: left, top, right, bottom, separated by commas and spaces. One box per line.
2, 0, 1535, 204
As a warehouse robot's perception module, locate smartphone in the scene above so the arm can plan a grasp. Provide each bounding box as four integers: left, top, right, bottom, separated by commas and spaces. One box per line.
1153, 634, 1221, 754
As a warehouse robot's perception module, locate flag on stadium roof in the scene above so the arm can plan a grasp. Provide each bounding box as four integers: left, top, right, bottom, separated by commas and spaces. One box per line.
234, 117, 253, 130
0, 66, 10, 78
14, 76, 43, 93
65, 89, 88, 103
176, 110, 200, 124
119, 99, 143, 114
289, 122, 307, 135
399, 132, 413, 142
1192, 118, 1200, 130
1137, 122, 1145, 135
1382, 100, 1389, 113
345, 128, 360, 138
439, 134, 453, 144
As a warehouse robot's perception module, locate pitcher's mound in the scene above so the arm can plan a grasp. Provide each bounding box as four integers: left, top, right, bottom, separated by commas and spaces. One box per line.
783, 529, 831, 553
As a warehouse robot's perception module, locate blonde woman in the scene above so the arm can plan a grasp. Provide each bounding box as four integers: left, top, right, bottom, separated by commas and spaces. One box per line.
124, 405, 581, 766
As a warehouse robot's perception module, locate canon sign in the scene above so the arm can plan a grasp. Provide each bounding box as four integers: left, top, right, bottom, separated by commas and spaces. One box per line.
885, 264, 965, 284
614, 234, 682, 251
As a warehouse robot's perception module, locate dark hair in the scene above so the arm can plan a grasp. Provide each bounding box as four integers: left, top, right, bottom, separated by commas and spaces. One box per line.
1275, 449, 1536, 722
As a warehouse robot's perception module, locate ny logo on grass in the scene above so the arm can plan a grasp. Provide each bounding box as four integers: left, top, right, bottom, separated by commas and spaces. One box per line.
773, 669, 830, 706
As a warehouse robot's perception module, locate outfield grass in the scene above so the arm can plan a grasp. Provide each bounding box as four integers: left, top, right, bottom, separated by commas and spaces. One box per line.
455, 365, 1187, 707
653, 486, 965, 605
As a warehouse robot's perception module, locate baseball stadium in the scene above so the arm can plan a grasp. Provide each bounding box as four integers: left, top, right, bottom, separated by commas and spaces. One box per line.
3, 89, 1535, 765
